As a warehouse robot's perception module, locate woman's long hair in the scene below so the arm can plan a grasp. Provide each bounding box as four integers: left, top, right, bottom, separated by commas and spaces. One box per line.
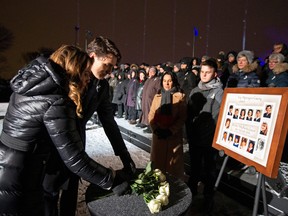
158, 71, 182, 93
50, 45, 93, 118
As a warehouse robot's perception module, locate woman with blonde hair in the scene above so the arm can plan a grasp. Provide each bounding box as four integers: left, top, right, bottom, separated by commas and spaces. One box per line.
260, 122, 268, 135
0, 45, 122, 215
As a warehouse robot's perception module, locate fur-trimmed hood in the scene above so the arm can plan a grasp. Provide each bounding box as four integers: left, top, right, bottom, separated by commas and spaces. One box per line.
272, 62, 288, 74
232, 61, 258, 73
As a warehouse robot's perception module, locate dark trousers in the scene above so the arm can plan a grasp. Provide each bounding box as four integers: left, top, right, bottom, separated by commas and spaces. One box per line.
43, 172, 79, 216
117, 103, 124, 117
127, 106, 137, 120
188, 145, 217, 200
124, 104, 128, 119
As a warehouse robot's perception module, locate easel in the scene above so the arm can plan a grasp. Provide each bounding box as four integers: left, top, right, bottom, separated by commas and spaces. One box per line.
214, 150, 268, 216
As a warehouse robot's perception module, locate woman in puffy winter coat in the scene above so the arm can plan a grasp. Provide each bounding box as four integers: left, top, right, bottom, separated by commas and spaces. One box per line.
266, 53, 288, 87
0, 45, 118, 215
227, 50, 260, 88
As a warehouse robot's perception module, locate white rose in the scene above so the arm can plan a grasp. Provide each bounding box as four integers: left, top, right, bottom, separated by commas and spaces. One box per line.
159, 182, 170, 197
147, 199, 162, 214
156, 194, 169, 206
154, 169, 166, 182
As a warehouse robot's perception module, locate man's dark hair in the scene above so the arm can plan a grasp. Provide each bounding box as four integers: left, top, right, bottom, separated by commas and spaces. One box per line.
86, 36, 121, 63
202, 58, 218, 72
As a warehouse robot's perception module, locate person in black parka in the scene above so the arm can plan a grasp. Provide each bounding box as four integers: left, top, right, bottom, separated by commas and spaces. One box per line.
0, 45, 129, 215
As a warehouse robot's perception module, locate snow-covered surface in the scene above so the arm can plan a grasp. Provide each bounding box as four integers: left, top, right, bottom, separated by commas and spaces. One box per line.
0, 102, 150, 170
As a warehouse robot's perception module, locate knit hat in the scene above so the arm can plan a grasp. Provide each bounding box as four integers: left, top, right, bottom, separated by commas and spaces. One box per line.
237, 50, 254, 64
180, 57, 192, 65
227, 51, 237, 58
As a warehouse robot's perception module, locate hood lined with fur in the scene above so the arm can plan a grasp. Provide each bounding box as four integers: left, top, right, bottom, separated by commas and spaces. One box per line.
232, 61, 258, 73
273, 62, 288, 74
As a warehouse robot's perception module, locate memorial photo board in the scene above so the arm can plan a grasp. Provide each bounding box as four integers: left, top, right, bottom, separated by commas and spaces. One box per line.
213, 88, 288, 178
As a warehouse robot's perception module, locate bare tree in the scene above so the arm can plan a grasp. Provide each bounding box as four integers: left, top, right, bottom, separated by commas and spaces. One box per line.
0, 24, 14, 75
0, 24, 14, 52
22, 47, 55, 64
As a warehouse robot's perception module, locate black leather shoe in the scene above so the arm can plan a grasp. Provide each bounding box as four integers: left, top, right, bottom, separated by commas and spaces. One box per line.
143, 127, 152, 134
136, 123, 146, 128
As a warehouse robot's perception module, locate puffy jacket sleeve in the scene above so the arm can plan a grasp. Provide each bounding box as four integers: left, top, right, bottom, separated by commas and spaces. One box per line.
43, 98, 113, 189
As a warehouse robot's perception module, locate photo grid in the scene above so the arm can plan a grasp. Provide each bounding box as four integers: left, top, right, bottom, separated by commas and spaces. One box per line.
220, 103, 274, 159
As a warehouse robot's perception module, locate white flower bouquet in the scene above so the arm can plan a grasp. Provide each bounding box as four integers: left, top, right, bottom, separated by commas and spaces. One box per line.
130, 162, 170, 214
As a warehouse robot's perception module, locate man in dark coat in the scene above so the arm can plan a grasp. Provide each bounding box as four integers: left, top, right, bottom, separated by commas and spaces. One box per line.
179, 57, 198, 103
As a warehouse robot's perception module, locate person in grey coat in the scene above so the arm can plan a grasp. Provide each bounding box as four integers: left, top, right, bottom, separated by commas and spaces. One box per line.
186, 59, 223, 214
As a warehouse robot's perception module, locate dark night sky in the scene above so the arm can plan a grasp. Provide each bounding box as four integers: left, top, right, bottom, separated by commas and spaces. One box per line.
1, 0, 288, 79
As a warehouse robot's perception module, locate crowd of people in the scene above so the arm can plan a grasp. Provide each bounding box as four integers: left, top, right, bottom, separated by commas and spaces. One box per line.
0, 37, 287, 216
107, 42, 288, 132
104, 41, 288, 214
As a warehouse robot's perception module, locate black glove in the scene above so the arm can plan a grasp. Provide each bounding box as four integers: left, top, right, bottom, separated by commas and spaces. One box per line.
111, 170, 131, 196
119, 150, 137, 180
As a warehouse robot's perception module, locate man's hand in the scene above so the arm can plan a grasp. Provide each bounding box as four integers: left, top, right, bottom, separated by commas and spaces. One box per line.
119, 150, 137, 180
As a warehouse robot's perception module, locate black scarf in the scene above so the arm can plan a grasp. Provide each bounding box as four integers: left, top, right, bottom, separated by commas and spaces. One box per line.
160, 87, 177, 115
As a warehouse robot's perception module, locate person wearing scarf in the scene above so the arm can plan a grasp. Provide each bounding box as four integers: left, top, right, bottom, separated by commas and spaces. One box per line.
148, 71, 187, 180
186, 58, 223, 214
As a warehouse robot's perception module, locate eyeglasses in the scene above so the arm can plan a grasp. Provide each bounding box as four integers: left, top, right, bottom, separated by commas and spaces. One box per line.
269, 61, 279, 64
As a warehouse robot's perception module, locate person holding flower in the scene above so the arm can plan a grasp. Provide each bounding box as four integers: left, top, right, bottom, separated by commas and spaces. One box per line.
148, 71, 187, 180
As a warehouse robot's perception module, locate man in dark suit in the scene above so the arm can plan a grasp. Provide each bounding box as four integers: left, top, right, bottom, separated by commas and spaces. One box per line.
263, 105, 272, 118
233, 108, 239, 119
228, 105, 233, 115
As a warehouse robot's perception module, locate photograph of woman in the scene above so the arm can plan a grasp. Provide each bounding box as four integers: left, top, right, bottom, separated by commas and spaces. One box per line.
227, 133, 234, 145
240, 137, 248, 150
233, 135, 240, 147
247, 140, 255, 154
260, 122, 268, 136
239, 109, 246, 120
246, 109, 253, 121
225, 118, 231, 129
